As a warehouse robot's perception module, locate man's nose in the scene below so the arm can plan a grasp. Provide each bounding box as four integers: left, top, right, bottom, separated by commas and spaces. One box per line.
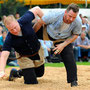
70, 18, 73, 21
13, 29, 17, 32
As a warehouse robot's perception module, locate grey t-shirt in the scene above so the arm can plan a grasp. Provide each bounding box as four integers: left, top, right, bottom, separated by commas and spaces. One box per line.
42, 10, 82, 39
76, 36, 90, 45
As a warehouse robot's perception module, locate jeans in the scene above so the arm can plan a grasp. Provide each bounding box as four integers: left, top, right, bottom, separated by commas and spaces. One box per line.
78, 47, 90, 58
73, 47, 78, 61
7, 59, 19, 66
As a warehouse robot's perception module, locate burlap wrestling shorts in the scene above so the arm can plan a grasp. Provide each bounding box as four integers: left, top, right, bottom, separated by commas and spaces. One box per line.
16, 45, 45, 69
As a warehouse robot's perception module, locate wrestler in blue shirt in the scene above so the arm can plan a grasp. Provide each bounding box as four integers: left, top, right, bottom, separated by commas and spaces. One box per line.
3, 11, 40, 57
0, 6, 44, 84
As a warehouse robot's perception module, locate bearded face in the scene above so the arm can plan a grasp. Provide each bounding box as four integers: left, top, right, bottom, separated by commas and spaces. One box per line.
63, 10, 78, 24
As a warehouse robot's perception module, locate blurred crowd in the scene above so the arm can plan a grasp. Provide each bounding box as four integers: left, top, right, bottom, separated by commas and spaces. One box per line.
73, 14, 90, 62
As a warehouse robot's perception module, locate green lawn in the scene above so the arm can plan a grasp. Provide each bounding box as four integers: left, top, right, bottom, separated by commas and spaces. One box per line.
6, 62, 90, 68
45, 62, 90, 67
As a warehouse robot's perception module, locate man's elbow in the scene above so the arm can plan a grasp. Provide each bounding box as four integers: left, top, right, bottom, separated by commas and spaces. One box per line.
37, 19, 44, 26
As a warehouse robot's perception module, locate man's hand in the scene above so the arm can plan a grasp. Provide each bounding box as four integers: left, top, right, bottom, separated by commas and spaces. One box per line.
53, 35, 78, 55
0, 71, 8, 80
0, 71, 5, 78
53, 43, 65, 55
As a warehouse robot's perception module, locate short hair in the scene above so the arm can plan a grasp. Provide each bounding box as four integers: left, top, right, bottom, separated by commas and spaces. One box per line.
2, 15, 16, 27
67, 3, 79, 13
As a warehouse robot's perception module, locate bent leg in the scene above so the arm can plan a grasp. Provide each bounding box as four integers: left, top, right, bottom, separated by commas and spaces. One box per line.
34, 64, 45, 77
61, 44, 77, 83
22, 68, 38, 84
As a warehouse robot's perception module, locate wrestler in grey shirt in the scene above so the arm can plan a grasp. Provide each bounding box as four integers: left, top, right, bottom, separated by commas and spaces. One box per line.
42, 10, 82, 39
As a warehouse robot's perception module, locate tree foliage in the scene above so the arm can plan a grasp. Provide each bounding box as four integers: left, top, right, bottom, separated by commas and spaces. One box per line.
0, 0, 24, 16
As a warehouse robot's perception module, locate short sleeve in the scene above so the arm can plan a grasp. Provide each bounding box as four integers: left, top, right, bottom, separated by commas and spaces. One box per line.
73, 16, 82, 35
42, 10, 62, 24
86, 37, 90, 45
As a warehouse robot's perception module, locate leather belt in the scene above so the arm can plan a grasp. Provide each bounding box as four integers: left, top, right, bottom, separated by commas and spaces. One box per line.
43, 26, 66, 44
17, 52, 38, 59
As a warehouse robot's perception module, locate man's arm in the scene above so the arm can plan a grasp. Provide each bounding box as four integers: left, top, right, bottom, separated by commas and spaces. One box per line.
33, 19, 45, 32
29, 6, 44, 18
78, 44, 90, 49
29, 6, 45, 32
53, 35, 79, 54
0, 51, 10, 77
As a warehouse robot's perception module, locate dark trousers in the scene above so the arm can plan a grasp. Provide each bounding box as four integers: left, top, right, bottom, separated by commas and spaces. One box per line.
55, 42, 77, 83
17, 64, 44, 84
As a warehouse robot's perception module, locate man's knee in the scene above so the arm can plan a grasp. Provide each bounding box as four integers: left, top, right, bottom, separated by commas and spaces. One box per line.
36, 72, 44, 77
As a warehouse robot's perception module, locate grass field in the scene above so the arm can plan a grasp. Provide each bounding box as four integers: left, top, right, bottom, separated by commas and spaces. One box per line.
45, 62, 90, 67
6, 62, 90, 68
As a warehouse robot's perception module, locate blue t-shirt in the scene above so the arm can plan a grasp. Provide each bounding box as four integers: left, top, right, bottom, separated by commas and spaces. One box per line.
0, 36, 3, 46
2, 11, 40, 56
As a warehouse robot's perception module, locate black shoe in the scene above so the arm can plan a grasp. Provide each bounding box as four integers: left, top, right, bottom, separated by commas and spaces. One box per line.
9, 68, 18, 81
71, 81, 78, 87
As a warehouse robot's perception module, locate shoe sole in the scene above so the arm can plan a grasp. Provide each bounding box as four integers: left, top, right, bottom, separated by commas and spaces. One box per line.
9, 69, 16, 81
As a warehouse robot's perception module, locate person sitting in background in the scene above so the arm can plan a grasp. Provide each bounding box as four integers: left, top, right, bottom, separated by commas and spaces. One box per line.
0, 30, 19, 66
73, 40, 79, 61
39, 39, 53, 63
43, 40, 53, 62
0, 26, 3, 37
79, 14, 82, 19
15, 12, 20, 20
0, 30, 7, 46
6, 48, 19, 66
0, 30, 7, 56
75, 31, 90, 62
82, 24, 88, 33
81, 24, 90, 41
0, 17, 3, 27
82, 17, 90, 34
39, 39, 50, 63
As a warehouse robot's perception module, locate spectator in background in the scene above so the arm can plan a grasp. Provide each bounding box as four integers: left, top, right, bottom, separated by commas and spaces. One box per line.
0, 17, 3, 26
82, 17, 89, 32
39, 39, 53, 62
81, 16, 90, 39
39, 39, 50, 62
82, 24, 88, 33
0, 30, 7, 47
0, 30, 19, 66
75, 31, 90, 62
79, 14, 83, 20
73, 40, 79, 61
0, 16, 8, 32
0, 26, 3, 37
0, 27, 7, 55
0, 26, 3, 55
7, 48, 19, 66
15, 12, 20, 20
